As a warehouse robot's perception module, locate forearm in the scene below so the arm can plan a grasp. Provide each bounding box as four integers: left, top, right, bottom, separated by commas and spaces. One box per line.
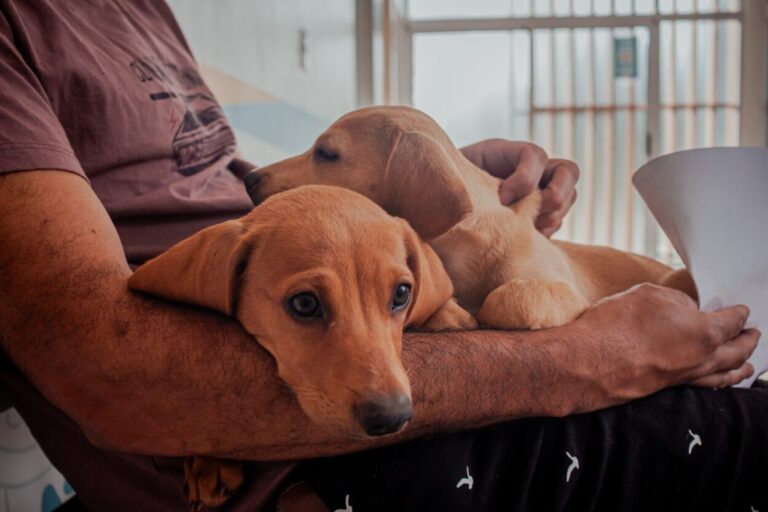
4, 278, 601, 460
222, 324, 609, 459
403, 326, 604, 433
223, 326, 608, 460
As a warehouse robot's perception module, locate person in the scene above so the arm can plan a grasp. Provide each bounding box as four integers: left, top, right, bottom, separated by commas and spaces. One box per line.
0, 1, 762, 511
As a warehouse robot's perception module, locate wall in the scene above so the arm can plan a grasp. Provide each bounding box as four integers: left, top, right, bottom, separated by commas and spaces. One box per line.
167, 0, 358, 165
0, 409, 73, 511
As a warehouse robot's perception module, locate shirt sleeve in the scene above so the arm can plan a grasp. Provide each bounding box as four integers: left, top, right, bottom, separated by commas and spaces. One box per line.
0, 9, 85, 179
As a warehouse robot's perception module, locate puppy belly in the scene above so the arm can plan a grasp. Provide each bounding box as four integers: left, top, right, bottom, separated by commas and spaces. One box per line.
476, 278, 590, 330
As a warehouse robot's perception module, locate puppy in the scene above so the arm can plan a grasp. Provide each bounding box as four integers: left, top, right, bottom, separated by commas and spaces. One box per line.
128, 185, 473, 510
245, 106, 696, 330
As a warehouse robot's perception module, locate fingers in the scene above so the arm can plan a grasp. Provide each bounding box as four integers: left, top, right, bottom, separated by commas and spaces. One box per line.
459, 139, 530, 179
459, 140, 548, 203
459, 140, 580, 215
535, 215, 561, 238
457, 141, 487, 170
705, 305, 751, 345
536, 189, 577, 237
711, 328, 760, 369
539, 159, 580, 215
692, 328, 760, 387
499, 145, 548, 205
535, 159, 579, 237
691, 362, 755, 388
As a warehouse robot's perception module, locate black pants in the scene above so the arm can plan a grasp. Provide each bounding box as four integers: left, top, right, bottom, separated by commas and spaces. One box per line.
297, 386, 768, 511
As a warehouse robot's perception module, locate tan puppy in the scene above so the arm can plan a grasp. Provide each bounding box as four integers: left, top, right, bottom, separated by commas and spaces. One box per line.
128, 185, 471, 509
246, 106, 695, 330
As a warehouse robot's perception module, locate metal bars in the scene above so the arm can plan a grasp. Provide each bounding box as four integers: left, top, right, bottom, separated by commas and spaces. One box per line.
526, 26, 647, 249
407, 0, 742, 20
409, 12, 740, 33
407, 0, 748, 261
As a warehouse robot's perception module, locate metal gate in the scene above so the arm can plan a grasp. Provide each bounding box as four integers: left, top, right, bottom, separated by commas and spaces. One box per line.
402, 0, 763, 262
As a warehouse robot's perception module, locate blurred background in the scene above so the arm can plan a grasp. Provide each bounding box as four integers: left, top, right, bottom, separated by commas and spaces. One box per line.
3, 1, 767, 510
165, 0, 767, 263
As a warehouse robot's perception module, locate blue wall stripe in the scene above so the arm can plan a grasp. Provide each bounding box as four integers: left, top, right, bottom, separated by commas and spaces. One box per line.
223, 102, 331, 154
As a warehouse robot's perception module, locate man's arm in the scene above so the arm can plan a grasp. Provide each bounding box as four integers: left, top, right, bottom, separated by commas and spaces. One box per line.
0, 170, 757, 460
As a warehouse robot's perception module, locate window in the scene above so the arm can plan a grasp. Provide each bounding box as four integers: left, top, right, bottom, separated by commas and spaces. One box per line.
407, 0, 748, 261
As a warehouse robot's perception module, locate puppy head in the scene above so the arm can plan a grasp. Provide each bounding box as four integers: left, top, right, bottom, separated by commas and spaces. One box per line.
128, 185, 454, 437
246, 106, 473, 240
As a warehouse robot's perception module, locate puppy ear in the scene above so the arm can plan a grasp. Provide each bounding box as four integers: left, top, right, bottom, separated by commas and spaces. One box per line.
399, 220, 455, 327
384, 131, 473, 240
128, 219, 253, 316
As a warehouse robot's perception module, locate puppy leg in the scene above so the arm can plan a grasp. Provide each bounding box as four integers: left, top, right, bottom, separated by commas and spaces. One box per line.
660, 268, 698, 303
477, 279, 589, 330
184, 456, 244, 511
419, 298, 478, 331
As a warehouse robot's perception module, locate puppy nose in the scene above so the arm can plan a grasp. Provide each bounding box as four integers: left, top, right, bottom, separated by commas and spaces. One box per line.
354, 394, 413, 437
244, 171, 261, 191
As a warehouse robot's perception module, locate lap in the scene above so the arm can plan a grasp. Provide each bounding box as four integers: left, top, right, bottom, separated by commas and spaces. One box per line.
296, 386, 768, 512
4, 342, 767, 511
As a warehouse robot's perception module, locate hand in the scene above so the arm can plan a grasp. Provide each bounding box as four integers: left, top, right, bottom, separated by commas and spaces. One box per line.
574, 283, 759, 402
460, 139, 579, 237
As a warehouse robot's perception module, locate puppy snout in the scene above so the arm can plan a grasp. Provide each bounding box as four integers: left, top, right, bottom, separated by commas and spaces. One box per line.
244, 171, 262, 201
354, 394, 413, 437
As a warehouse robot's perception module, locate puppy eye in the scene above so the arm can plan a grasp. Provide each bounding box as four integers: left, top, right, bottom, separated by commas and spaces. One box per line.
287, 292, 323, 319
391, 283, 412, 312
315, 146, 339, 162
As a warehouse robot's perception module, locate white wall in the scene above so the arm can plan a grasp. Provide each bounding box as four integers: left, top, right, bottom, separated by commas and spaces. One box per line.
167, 0, 357, 121
0, 409, 74, 511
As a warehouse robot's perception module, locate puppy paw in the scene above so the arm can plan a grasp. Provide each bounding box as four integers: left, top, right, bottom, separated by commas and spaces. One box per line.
660, 268, 698, 303
419, 299, 478, 331
184, 456, 244, 511
477, 279, 588, 330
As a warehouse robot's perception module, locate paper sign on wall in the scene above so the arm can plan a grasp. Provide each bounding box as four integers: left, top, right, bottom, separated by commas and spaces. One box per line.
614, 36, 638, 78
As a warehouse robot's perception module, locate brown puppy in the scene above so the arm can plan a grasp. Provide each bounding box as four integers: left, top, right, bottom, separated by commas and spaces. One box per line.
129, 185, 471, 509
246, 106, 696, 330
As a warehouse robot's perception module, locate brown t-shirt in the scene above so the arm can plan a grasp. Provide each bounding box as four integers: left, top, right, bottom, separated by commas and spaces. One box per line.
0, 0, 293, 509
0, 0, 254, 264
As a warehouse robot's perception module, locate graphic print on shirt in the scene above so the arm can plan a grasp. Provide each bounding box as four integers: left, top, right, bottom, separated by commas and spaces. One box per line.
130, 56, 236, 176
333, 494, 352, 512
565, 451, 579, 482
456, 466, 474, 490
687, 429, 702, 454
